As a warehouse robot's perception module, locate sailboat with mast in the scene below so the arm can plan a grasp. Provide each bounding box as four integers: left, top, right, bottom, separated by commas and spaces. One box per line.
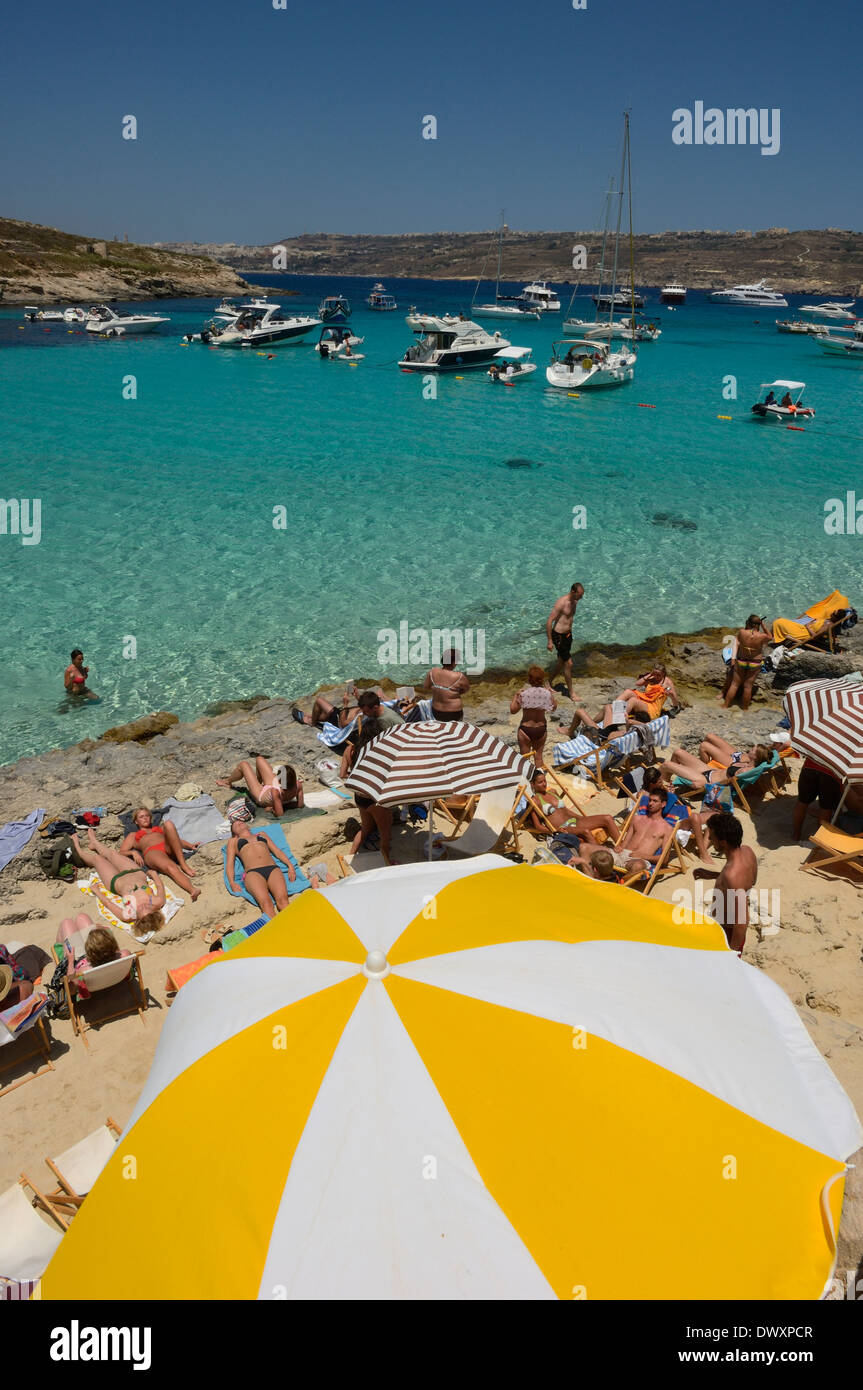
472, 215, 541, 321
547, 112, 638, 390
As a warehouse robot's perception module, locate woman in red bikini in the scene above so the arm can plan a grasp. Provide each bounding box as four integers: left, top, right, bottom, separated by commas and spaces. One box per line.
119, 808, 201, 900
63, 648, 98, 700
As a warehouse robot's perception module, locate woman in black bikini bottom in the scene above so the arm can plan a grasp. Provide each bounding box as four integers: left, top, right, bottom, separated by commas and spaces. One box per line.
225, 825, 297, 916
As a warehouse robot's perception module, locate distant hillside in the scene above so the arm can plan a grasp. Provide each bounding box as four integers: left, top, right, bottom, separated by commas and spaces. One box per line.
0, 219, 253, 304
155, 227, 863, 293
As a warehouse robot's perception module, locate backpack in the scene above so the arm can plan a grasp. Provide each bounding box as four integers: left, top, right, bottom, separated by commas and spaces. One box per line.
38, 835, 85, 881
44, 957, 70, 1020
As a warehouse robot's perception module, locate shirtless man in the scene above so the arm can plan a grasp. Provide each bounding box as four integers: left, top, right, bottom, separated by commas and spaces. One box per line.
699, 812, 757, 955
422, 648, 470, 722
546, 583, 584, 699
225, 822, 297, 917
612, 789, 674, 874
721, 615, 773, 711
64, 648, 98, 701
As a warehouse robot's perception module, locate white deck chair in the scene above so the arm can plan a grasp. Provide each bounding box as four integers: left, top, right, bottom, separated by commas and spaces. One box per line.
65, 951, 147, 1049
0, 1180, 65, 1286
0, 997, 54, 1097
445, 783, 526, 858
42, 1117, 122, 1210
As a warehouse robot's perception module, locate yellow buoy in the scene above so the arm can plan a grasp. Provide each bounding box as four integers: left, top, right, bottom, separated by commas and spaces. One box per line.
717, 414, 732, 421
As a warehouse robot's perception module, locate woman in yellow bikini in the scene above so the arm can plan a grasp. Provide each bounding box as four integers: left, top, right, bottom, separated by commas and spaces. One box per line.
70, 828, 166, 935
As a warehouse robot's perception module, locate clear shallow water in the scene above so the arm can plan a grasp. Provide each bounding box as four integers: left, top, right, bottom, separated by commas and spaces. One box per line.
1, 274, 862, 766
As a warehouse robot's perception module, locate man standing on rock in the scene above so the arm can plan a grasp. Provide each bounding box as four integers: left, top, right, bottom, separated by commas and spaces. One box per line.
546, 583, 584, 700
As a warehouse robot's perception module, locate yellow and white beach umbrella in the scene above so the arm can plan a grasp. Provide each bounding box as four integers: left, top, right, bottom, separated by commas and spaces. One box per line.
41, 858, 861, 1301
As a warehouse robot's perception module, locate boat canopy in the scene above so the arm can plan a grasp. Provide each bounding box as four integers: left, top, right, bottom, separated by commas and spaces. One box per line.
494, 346, 532, 361
761, 380, 805, 391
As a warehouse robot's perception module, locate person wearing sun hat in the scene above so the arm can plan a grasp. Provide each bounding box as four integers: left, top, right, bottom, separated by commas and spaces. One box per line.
0, 960, 34, 1012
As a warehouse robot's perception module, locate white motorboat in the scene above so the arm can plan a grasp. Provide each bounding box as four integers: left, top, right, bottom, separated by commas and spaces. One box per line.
488, 346, 537, 383
399, 317, 510, 372
798, 301, 856, 321
367, 284, 397, 311
776, 319, 821, 334
593, 285, 645, 311
660, 283, 686, 305
546, 338, 636, 390
186, 303, 320, 347
405, 309, 463, 331
63, 307, 88, 323
751, 380, 814, 421
709, 279, 788, 307
85, 305, 171, 336
517, 280, 561, 313
815, 322, 863, 359
318, 294, 351, 322
29, 309, 66, 322
315, 325, 365, 358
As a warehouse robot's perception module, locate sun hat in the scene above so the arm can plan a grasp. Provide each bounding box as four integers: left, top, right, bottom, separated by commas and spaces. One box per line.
175, 782, 204, 802
0, 964, 14, 1003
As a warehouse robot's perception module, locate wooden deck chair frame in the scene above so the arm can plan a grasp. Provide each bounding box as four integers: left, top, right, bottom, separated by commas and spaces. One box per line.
542, 766, 589, 818
65, 951, 148, 1050
442, 795, 480, 838
40, 1116, 122, 1212
728, 760, 788, 815
18, 1173, 72, 1232
801, 826, 863, 883
444, 785, 527, 857
0, 1013, 54, 1098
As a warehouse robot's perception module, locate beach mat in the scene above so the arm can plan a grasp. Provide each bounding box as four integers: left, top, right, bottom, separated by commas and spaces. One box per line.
221, 824, 310, 911
76, 871, 183, 943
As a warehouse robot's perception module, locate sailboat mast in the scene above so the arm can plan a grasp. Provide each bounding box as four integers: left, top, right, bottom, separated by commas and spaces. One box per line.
625, 112, 636, 328
595, 180, 613, 317
495, 211, 505, 305
608, 127, 627, 324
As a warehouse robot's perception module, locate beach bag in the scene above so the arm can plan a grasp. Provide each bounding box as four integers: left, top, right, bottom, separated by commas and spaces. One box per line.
226, 795, 254, 824
44, 957, 70, 1021
38, 835, 85, 881
839, 608, 858, 632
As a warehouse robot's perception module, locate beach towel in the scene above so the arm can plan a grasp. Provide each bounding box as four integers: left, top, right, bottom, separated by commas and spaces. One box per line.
772, 590, 849, 644
0, 810, 45, 874
77, 871, 183, 940
160, 795, 230, 844
118, 807, 166, 836
315, 699, 407, 747
221, 823, 311, 911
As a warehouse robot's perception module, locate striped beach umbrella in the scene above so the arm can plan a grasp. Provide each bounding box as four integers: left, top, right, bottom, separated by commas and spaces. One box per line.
345, 719, 534, 855
40, 859, 861, 1301
784, 677, 863, 780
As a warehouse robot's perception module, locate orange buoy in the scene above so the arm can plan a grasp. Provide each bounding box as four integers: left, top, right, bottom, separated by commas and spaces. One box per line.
637, 403, 655, 409
787, 425, 805, 432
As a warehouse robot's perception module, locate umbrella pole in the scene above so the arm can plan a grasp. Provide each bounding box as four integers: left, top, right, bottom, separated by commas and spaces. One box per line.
832, 781, 850, 825
428, 799, 434, 860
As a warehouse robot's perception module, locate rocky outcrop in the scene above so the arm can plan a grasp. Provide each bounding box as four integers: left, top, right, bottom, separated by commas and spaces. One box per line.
99, 712, 180, 745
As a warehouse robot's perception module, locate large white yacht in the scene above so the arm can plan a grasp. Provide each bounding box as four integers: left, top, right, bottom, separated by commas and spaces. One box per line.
186, 302, 320, 347
517, 280, 561, 313
399, 317, 510, 372
85, 305, 171, 335
798, 301, 857, 321
660, 283, 686, 305
709, 280, 788, 307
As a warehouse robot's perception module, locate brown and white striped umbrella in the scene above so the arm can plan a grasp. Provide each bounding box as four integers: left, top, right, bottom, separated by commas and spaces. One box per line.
344, 719, 534, 806
783, 677, 863, 780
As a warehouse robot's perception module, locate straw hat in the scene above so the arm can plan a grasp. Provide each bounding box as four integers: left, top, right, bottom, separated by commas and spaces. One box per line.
0, 964, 14, 1003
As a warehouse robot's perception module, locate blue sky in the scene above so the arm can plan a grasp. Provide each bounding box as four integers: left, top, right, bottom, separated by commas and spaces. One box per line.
1, 0, 860, 243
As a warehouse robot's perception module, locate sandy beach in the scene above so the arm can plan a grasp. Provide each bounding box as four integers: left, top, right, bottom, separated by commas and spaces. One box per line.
2, 626, 862, 1290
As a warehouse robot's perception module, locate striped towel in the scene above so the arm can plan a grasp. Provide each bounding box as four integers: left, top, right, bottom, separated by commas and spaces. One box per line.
316, 699, 408, 747
77, 871, 183, 938
553, 715, 670, 769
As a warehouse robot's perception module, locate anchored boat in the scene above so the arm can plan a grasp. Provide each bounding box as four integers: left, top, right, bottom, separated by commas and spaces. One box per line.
399, 317, 509, 372
488, 346, 537, 383
751, 380, 815, 421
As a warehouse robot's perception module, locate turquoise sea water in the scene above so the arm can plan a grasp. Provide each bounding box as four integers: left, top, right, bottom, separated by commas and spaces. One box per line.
1, 274, 862, 766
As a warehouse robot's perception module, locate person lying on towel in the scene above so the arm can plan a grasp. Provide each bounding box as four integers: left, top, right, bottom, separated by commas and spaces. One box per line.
225, 823, 298, 917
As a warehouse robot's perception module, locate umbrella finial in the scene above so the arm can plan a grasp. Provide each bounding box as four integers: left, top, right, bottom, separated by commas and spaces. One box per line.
363, 949, 390, 979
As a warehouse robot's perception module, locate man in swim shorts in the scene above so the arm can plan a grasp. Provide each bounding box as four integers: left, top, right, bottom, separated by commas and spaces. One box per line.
546, 583, 584, 699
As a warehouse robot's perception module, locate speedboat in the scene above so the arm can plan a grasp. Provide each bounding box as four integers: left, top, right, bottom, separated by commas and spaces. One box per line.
405, 309, 463, 331
581, 313, 661, 342
546, 339, 636, 390
29, 309, 66, 322
517, 281, 561, 313
709, 279, 788, 307
660, 283, 686, 305
488, 346, 537, 383
315, 325, 365, 359
318, 294, 351, 322
798, 301, 856, 321
187, 303, 321, 347
367, 284, 397, 311
85, 305, 171, 336
399, 317, 510, 372
592, 286, 645, 311
472, 299, 541, 321
751, 380, 814, 421
816, 322, 863, 359
63, 307, 88, 323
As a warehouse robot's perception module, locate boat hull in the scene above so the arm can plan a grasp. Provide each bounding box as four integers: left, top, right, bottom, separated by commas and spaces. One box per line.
85, 318, 168, 335
213, 320, 320, 347
473, 304, 541, 320
546, 357, 635, 390
400, 346, 504, 372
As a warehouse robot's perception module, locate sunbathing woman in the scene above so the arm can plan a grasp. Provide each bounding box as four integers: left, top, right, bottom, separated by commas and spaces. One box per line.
225, 823, 296, 917
526, 771, 621, 844
217, 756, 301, 817
510, 667, 557, 765
664, 743, 772, 789
601, 664, 679, 723
120, 808, 201, 901
70, 829, 166, 933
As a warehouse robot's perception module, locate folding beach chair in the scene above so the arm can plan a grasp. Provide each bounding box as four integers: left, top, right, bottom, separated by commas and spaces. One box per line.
0, 1180, 66, 1288
802, 824, 863, 884
727, 753, 786, 814
31, 1117, 123, 1216
445, 784, 528, 858
622, 828, 691, 895
65, 951, 148, 1050
0, 996, 54, 1098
